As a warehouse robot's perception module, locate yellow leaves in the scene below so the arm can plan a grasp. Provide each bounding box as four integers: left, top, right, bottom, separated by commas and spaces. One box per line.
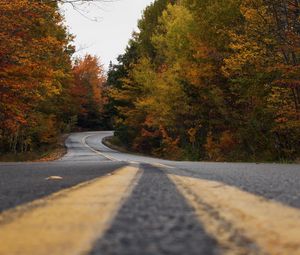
152, 4, 195, 63
123, 56, 187, 127
222, 0, 281, 77
222, 34, 269, 77
152, 4, 217, 87
267, 87, 298, 122
131, 57, 156, 92
240, 0, 272, 26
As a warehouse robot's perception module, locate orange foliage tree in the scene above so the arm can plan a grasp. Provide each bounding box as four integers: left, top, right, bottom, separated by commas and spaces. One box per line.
0, 0, 74, 153
71, 55, 108, 129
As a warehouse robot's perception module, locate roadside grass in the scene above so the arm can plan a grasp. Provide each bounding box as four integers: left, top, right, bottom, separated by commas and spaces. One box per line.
0, 134, 68, 162
104, 136, 300, 164
103, 135, 180, 160
102, 136, 129, 153
103, 136, 154, 158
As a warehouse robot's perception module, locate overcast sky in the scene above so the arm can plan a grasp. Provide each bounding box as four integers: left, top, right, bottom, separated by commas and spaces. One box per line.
62, 0, 154, 70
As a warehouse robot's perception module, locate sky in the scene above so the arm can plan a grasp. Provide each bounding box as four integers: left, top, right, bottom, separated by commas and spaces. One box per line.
62, 0, 154, 70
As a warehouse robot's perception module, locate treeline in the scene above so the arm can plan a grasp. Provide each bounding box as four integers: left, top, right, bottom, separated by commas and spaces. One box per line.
108, 0, 300, 161
0, 0, 108, 155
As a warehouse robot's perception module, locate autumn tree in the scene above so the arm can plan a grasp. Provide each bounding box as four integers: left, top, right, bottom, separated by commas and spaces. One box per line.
71, 55, 108, 129
108, 0, 174, 154
223, 0, 300, 159
108, 0, 242, 160
0, 0, 74, 153
108, 0, 300, 161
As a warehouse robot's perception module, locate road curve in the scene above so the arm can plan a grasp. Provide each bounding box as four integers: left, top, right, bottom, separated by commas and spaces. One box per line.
64, 131, 300, 208
0, 131, 299, 255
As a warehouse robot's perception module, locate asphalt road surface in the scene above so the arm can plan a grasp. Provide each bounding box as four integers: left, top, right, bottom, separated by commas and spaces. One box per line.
0, 131, 299, 255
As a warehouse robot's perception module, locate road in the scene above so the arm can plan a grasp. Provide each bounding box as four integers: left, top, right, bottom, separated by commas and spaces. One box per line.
0, 131, 299, 255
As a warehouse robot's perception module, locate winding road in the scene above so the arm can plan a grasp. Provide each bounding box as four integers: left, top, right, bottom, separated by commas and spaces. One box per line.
0, 131, 299, 255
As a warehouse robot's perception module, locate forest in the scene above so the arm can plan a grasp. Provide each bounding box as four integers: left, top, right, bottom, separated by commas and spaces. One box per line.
1, 0, 299, 162
0, 0, 108, 158
108, 0, 300, 161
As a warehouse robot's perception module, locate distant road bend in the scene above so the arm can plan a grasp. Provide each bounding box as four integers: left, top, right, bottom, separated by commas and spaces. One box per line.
0, 131, 299, 255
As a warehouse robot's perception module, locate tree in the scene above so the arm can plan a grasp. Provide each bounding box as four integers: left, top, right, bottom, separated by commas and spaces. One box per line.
0, 0, 73, 153
71, 55, 108, 129
108, 0, 300, 161
223, 0, 300, 159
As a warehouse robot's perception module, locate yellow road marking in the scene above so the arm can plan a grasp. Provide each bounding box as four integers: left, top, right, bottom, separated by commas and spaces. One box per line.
168, 173, 300, 255
81, 135, 118, 161
0, 166, 140, 255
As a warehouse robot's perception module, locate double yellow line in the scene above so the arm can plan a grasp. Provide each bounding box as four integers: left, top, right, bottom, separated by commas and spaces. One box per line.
0, 165, 299, 255
0, 166, 141, 255
168, 172, 300, 255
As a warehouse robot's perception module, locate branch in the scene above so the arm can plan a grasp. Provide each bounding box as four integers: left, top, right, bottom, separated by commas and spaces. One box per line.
56, 0, 119, 22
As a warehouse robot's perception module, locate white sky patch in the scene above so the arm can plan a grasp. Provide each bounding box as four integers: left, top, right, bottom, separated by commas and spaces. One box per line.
61, 0, 154, 70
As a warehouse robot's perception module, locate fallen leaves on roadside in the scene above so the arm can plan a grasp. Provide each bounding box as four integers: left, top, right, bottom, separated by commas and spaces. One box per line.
45, 176, 63, 180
